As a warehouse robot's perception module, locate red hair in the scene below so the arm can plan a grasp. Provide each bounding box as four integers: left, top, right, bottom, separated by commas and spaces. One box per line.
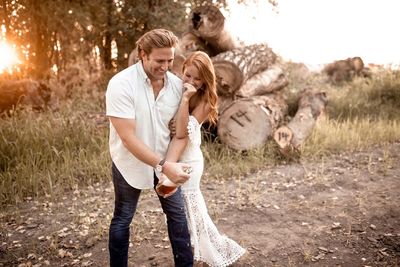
182, 51, 218, 126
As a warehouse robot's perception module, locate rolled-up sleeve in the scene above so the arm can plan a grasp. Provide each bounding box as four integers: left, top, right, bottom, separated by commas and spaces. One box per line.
106, 78, 135, 119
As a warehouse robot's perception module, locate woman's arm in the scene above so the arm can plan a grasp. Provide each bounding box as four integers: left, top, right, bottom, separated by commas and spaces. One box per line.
175, 83, 197, 139
165, 136, 189, 162
165, 101, 209, 163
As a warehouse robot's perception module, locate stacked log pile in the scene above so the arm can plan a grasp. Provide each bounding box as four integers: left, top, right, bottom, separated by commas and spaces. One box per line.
181, 5, 328, 152
127, 5, 327, 153
323, 56, 371, 84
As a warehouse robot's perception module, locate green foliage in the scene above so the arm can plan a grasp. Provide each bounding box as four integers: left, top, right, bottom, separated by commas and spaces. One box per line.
0, 0, 228, 77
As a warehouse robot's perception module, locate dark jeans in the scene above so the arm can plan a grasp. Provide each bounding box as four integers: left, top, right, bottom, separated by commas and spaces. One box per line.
109, 163, 193, 267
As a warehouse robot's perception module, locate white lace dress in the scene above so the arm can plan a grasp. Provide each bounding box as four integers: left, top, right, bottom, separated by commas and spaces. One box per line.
180, 116, 246, 267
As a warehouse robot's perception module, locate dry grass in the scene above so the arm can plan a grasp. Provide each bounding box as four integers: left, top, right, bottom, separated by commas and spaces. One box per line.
0, 67, 399, 206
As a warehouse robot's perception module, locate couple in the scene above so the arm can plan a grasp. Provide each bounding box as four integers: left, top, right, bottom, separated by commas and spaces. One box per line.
105, 28, 246, 267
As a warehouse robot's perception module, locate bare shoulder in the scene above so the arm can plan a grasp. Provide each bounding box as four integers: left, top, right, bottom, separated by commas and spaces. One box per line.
192, 100, 210, 124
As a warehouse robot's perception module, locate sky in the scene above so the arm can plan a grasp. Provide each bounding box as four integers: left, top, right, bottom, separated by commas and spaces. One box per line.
222, 0, 400, 68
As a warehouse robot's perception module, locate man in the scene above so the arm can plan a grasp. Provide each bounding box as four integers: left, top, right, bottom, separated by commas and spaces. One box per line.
105, 29, 193, 267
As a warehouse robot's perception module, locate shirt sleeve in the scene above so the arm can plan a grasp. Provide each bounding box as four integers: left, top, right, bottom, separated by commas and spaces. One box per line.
105, 77, 135, 119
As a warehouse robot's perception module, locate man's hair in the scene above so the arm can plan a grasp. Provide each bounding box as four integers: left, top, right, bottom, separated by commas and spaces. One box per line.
136, 29, 179, 60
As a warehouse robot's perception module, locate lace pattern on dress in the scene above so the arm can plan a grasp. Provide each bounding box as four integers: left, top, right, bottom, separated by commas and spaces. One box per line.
187, 115, 201, 147
182, 190, 246, 267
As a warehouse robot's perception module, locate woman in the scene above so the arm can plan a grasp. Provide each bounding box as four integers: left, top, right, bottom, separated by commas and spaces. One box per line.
158, 51, 246, 267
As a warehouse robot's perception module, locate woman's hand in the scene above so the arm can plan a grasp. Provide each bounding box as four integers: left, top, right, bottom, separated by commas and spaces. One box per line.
182, 83, 197, 101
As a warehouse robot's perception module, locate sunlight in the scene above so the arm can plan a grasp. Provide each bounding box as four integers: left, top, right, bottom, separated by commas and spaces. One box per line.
0, 41, 19, 73
223, 0, 400, 69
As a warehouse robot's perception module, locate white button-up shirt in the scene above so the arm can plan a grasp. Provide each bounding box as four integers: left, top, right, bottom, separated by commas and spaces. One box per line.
106, 61, 183, 189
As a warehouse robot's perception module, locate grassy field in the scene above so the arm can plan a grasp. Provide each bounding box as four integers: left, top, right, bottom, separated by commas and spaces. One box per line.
1, 67, 399, 206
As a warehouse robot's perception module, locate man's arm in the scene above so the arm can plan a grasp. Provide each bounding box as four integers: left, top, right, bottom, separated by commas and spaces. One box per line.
109, 116, 190, 184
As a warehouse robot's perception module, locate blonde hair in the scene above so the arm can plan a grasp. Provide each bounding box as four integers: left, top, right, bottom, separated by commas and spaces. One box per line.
182, 51, 218, 126
136, 29, 179, 60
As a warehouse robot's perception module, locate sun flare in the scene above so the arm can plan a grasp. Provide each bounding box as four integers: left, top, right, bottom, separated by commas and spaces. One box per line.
0, 42, 19, 73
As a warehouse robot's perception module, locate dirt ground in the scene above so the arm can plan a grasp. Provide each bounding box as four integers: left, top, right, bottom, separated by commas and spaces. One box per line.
1, 142, 399, 267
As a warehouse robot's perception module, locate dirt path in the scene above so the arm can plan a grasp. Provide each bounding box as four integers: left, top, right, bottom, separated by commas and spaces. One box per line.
1, 142, 399, 267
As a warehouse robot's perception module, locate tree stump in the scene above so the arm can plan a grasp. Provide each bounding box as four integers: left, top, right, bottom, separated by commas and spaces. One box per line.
212, 44, 277, 96
274, 88, 328, 154
217, 93, 287, 151
188, 5, 238, 56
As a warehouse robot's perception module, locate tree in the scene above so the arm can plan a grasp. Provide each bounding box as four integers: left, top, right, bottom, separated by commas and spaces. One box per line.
0, 0, 233, 77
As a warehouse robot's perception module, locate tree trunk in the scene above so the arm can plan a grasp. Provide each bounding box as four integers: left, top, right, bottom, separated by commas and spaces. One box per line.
188, 5, 238, 56
273, 88, 328, 154
103, 0, 113, 70
1, 0, 11, 41
236, 65, 289, 98
30, 0, 52, 79
212, 44, 277, 96
217, 93, 287, 151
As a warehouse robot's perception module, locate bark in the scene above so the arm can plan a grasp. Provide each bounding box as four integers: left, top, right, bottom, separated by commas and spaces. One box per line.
212, 44, 277, 96
236, 65, 289, 98
217, 93, 287, 151
128, 47, 138, 66
103, 0, 113, 70
273, 88, 328, 154
177, 31, 212, 57
188, 5, 238, 56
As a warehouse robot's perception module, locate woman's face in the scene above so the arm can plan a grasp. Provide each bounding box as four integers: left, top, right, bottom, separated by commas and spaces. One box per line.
182, 65, 204, 90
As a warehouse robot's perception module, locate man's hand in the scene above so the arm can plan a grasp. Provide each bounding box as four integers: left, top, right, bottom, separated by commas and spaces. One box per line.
162, 161, 191, 185
168, 119, 176, 138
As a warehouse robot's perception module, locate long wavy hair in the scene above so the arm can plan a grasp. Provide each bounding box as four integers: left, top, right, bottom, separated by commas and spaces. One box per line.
182, 51, 218, 126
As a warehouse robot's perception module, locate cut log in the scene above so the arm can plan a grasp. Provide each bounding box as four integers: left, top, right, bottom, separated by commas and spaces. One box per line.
236, 65, 289, 98
212, 44, 277, 96
323, 56, 365, 84
170, 54, 186, 78
128, 48, 138, 67
217, 94, 235, 115
188, 5, 238, 56
213, 60, 243, 96
217, 93, 287, 151
273, 88, 328, 153
177, 32, 211, 57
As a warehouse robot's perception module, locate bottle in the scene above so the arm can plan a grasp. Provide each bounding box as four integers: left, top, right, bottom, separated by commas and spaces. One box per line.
156, 177, 178, 198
